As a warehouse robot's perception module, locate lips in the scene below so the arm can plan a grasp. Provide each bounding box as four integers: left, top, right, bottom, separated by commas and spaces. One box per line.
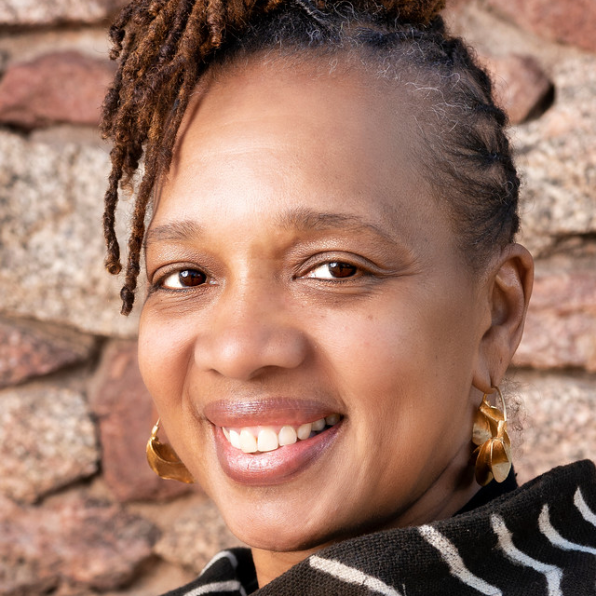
204, 398, 343, 486
204, 397, 338, 427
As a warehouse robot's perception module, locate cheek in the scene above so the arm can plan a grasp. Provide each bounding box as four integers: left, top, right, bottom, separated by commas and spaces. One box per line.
138, 309, 195, 412
313, 288, 480, 445
314, 292, 476, 386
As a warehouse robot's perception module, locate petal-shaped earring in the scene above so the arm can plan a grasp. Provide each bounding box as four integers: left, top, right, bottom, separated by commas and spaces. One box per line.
472, 387, 512, 486
146, 419, 195, 484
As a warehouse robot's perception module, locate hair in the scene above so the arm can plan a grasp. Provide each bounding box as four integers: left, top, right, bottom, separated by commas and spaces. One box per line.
101, 0, 520, 315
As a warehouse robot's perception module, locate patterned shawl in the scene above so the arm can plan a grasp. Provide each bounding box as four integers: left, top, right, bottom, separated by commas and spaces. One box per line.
163, 460, 596, 595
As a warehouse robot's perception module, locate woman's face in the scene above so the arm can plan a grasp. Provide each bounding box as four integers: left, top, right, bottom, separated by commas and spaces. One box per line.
139, 59, 490, 555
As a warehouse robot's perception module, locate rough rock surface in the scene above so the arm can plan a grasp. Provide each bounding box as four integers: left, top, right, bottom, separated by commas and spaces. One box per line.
96, 559, 196, 596
155, 499, 243, 573
0, 493, 157, 595
0, 317, 96, 388
480, 53, 552, 124
0, 385, 99, 503
0, 130, 140, 337
0, 28, 110, 66
485, 0, 596, 54
514, 261, 596, 371
0, 51, 116, 129
513, 370, 596, 485
89, 341, 192, 502
514, 55, 596, 255
0, 0, 128, 27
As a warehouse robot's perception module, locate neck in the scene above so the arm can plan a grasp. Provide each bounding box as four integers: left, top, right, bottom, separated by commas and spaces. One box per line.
252, 546, 322, 588
250, 480, 482, 588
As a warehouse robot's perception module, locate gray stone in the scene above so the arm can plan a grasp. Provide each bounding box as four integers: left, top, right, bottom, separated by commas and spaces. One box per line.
0, 384, 99, 503
31, 124, 112, 149
0, 130, 140, 337
155, 500, 243, 573
97, 559, 195, 596
0, 0, 129, 27
513, 55, 596, 255
511, 370, 596, 485
0, 28, 110, 66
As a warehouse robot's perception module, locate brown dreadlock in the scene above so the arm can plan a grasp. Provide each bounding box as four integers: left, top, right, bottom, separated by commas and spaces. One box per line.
102, 0, 519, 315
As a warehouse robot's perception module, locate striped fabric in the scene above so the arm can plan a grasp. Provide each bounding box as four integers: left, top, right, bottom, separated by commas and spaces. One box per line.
162, 461, 596, 595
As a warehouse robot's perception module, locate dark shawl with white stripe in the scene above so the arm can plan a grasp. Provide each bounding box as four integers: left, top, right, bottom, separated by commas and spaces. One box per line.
162, 460, 596, 595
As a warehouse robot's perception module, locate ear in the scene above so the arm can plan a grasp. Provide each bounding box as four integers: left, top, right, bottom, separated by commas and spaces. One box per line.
473, 243, 534, 393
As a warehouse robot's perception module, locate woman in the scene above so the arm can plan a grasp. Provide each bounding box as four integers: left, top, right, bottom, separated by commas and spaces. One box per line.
101, 0, 596, 593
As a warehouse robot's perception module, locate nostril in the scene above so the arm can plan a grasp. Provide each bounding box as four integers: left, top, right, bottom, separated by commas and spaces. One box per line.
194, 321, 309, 380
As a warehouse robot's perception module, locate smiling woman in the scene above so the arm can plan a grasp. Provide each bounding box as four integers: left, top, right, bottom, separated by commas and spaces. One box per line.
101, 0, 596, 594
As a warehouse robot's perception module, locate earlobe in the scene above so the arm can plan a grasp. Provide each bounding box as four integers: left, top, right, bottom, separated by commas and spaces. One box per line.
473, 243, 534, 392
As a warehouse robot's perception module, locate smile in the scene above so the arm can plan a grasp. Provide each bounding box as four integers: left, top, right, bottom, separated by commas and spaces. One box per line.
222, 414, 342, 453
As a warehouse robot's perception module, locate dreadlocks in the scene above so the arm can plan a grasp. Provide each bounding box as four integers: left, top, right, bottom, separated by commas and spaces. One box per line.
102, 0, 519, 315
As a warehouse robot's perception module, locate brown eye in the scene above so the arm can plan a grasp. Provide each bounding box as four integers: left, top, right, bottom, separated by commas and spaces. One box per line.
161, 269, 207, 289
327, 262, 358, 278
307, 261, 360, 280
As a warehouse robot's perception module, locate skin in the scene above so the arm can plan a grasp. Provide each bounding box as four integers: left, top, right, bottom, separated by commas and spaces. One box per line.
139, 57, 533, 587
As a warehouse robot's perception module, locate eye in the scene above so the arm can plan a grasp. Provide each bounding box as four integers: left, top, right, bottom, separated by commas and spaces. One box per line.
306, 261, 360, 280
160, 269, 207, 289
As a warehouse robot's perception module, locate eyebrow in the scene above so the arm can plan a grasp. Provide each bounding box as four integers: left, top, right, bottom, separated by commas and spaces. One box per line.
276, 207, 398, 243
144, 220, 204, 249
144, 207, 399, 248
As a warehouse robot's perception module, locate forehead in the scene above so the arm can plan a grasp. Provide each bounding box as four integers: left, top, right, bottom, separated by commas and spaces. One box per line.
156, 55, 439, 239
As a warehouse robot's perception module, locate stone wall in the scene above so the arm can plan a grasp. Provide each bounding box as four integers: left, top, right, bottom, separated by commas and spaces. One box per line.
0, 1, 594, 594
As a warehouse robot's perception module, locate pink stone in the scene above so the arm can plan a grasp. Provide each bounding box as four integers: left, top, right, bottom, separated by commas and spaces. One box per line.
486, 0, 596, 53
514, 269, 596, 372
479, 54, 553, 124
0, 51, 116, 129
0, 317, 95, 389
0, 493, 157, 594
89, 341, 195, 502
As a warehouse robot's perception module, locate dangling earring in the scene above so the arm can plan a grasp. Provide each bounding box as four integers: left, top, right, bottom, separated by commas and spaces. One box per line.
472, 387, 512, 486
146, 419, 195, 484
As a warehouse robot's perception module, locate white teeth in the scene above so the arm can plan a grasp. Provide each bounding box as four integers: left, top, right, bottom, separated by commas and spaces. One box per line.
311, 418, 326, 432
325, 413, 340, 426
297, 423, 312, 440
230, 430, 242, 450
278, 425, 297, 446
240, 429, 258, 453
257, 429, 279, 452
222, 414, 341, 453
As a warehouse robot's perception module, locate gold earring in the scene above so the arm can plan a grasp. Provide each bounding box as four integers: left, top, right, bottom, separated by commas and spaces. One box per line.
472, 387, 512, 486
146, 419, 195, 484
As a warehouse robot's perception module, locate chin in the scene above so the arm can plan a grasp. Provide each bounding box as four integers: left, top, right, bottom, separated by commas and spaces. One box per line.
233, 522, 338, 554
213, 493, 341, 553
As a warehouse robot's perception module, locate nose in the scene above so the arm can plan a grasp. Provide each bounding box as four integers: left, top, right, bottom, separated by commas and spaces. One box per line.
194, 283, 309, 381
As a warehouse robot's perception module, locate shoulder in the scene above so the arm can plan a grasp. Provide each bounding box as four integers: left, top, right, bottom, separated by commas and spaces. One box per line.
158, 548, 256, 596
259, 461, 596, 595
